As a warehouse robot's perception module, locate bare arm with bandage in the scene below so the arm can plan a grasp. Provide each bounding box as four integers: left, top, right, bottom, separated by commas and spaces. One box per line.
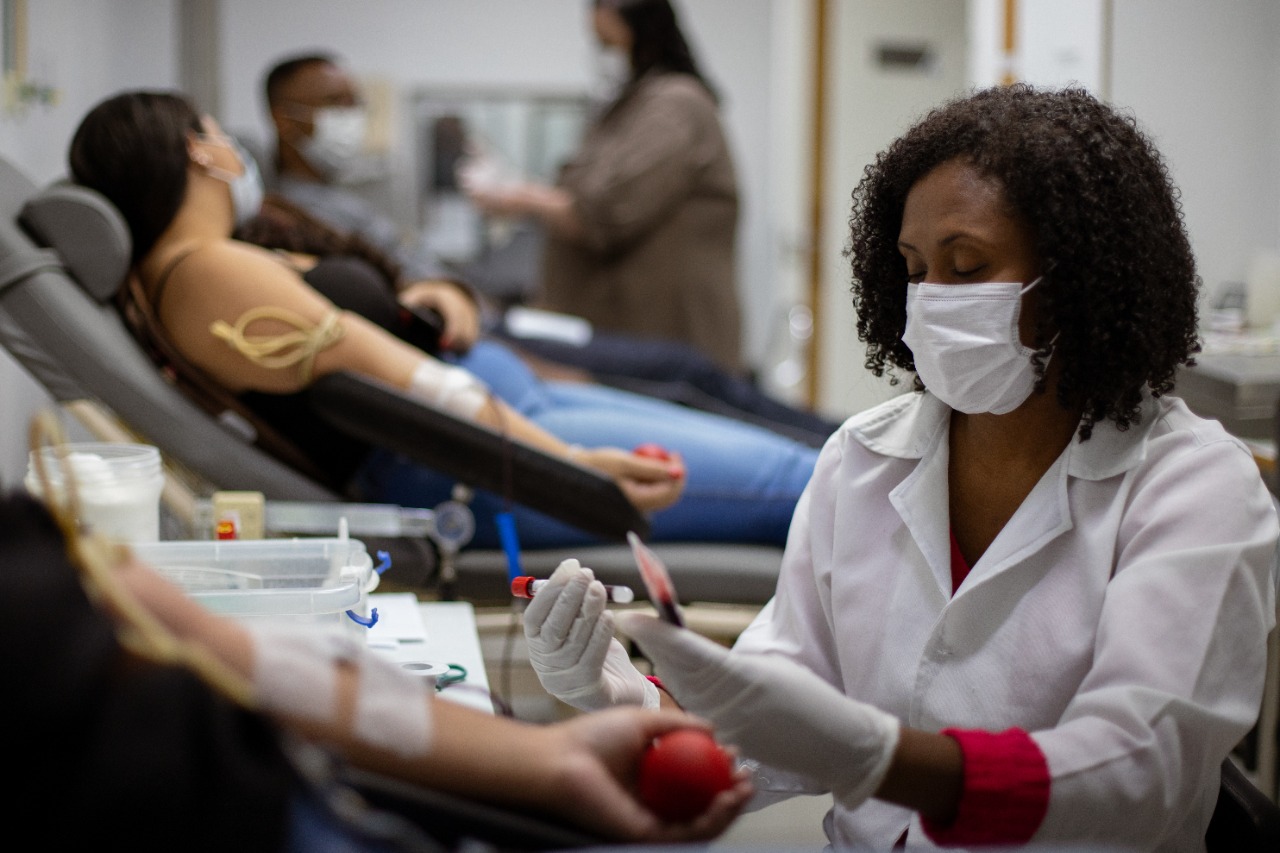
108, 552, 749, 841
145, 239, 683, 512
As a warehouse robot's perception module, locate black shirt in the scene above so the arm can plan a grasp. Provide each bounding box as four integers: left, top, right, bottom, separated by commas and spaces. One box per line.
1, 492, 296, 849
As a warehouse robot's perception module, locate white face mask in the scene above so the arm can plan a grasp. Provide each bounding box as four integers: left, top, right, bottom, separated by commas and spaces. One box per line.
592, 45, 632, 104
198, 135, 265, 227
902, 278, 1044, 415
299, 106, 368, 181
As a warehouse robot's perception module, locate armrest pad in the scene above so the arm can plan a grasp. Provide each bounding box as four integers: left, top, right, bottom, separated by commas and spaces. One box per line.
307, 371, 650, 542
340, 766, 604, 850
1207, 757, 1280, 850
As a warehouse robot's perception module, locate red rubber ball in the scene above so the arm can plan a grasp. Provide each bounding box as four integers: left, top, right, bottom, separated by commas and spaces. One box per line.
632, 442, 672, 461
638, 729, 735, 822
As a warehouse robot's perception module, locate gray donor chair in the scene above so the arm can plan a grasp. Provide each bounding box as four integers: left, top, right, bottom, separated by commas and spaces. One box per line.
0, 154, 784, 606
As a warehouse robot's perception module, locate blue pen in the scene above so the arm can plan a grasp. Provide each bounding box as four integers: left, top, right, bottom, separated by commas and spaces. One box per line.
495, 511, 522, 581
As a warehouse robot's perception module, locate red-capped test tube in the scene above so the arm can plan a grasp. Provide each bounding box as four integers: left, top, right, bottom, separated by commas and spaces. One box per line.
511, 575, 636, 604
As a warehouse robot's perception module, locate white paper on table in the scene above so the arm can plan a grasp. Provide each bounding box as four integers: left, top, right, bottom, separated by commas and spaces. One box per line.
504, 306, 594, 347
365, 592, 429, 650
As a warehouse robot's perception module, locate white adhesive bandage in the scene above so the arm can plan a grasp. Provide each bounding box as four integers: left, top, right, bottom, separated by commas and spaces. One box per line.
248, 623, 433, 760
249, 623, 342, 723
407, 359, 489, 419
351, 647, 433, 759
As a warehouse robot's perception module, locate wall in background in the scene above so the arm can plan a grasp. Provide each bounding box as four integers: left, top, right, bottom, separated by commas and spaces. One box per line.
0, 0, 176, 488
818, 0, 1280, 418
1109, 0, 1280, 311
817, 0, 971, 417
968, 0, 1106, 93
972, 0, 1280, 311
0, 0, 176, 184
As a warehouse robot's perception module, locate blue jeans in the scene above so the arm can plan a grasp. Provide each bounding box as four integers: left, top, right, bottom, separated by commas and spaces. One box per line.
352, 341, 819, 549
286, 789, 432, 852
491, 320, 842, 448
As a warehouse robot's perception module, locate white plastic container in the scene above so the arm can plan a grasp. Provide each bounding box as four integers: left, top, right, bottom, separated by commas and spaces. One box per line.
130, 537, 380, 637
1247, 249, 1280, 331
25, 443, 164, 542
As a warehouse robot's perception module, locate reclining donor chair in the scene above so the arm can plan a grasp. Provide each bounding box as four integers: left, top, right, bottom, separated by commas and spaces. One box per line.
0, 154, 784, 606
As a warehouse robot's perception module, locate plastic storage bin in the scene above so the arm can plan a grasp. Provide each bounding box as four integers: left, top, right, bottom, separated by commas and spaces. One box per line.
131, 537, 379, 636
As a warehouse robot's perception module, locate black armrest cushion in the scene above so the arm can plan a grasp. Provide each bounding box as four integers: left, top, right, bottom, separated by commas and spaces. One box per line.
307, 371, 650, 542
341, 766, 604, 851
1206, 757, 1280, 852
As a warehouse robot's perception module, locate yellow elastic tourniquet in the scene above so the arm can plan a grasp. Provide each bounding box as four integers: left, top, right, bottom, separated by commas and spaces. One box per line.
27, 412, 254, 708
210, 306, 345, 384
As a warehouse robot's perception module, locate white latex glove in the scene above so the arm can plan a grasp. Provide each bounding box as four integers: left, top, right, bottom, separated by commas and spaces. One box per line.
523, 559, 659, 711
616, 612, 900, 808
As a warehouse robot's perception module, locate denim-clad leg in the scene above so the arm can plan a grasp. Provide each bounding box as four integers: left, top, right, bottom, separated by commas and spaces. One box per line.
351, 340, 820, 549
492, 322, 843, 447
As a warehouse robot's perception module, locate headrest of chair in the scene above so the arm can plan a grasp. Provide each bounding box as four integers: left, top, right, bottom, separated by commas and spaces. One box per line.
19, 183, 131, 304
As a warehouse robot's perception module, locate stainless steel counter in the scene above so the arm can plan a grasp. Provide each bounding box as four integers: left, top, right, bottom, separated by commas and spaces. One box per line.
1177, 352, 1280, 441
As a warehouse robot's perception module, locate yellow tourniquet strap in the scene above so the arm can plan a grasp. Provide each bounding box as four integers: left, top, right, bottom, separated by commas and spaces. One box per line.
211, 307, 345, 384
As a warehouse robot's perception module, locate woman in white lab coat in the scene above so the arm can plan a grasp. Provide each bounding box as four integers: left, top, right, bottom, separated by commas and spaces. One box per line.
522, 84, 1279, 850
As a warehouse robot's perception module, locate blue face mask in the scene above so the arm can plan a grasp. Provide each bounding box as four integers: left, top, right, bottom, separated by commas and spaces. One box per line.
197, 135, 265, 226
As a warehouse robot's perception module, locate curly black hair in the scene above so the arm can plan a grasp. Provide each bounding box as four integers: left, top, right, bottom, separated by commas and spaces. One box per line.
846, 84, 1200, 440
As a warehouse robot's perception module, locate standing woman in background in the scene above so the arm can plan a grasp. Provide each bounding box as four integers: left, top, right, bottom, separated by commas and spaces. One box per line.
465, 0, 745, 376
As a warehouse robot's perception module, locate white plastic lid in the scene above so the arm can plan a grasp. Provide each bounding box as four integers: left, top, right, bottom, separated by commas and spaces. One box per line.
26, 443, 162, 490
133, 537, 369, 590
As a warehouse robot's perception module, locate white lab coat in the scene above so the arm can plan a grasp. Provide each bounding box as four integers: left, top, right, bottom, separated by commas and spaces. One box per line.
733, 390, 1278, 852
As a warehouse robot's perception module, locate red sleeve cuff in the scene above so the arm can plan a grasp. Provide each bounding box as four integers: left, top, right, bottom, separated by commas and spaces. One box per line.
921, 727, 1050, 847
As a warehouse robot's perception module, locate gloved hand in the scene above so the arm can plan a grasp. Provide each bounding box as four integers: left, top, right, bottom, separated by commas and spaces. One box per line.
523, 559, 659, 711
616, 612, 900, 808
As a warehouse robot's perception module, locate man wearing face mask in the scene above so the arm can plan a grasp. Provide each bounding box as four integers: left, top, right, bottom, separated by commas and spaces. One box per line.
254, 51, 841, 447
263, 53, 483, 353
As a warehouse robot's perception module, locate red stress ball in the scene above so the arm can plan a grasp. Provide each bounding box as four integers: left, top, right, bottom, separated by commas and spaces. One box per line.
638, 729, 735, 822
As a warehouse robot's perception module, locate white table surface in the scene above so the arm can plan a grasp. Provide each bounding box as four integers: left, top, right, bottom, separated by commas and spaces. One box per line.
366, 593, 494, 714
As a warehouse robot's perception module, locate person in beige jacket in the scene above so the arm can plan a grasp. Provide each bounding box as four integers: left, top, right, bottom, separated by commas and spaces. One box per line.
465, 0, 744, 376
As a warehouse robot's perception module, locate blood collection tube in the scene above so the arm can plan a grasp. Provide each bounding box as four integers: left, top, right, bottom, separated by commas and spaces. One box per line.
511, 575, 636, 604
